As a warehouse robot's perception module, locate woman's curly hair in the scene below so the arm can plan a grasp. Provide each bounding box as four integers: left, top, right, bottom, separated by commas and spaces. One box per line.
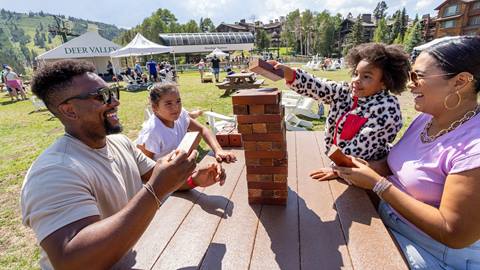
346, 43, 411, 95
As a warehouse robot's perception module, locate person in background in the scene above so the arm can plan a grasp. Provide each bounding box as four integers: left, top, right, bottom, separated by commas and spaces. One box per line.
146, 58, 158, 82
195, 58, 206, 82
107, 61, 114, 76
1, 64, 17, 101
134, 61, 143, 77
333, 35, 480, 270
4, 65, 27, 100
211, 55, 221, 83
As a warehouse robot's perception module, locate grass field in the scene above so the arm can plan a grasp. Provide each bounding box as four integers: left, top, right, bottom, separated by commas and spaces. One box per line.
0, 68, 419, 269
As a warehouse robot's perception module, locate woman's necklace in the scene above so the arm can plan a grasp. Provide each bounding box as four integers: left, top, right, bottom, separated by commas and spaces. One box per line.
420, 105, 480, 143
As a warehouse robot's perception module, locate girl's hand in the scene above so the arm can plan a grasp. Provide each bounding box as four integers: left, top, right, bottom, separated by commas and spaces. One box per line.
309, 168, 338, 181
332, 157, 382, 190
215, 150, 237, 163
266, 60, 296, 83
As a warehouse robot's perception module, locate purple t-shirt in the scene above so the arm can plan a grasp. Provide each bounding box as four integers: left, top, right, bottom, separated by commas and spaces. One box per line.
387, 112, 480, 208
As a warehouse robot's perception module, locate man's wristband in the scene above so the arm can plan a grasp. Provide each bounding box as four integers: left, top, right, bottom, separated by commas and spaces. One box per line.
186, 175, 198, 189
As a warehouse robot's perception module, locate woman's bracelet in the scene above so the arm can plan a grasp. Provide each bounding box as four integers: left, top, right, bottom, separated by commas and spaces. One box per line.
143, 183, 162, 208
372, 177, 392, 200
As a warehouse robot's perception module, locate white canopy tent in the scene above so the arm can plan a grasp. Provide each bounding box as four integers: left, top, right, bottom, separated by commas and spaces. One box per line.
36, 31, 121, 74
207, 48, 229, 58
109, 33, 172, 57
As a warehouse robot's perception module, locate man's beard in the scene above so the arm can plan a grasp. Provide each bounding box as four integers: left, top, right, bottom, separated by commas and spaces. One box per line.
104, 118, 123, 135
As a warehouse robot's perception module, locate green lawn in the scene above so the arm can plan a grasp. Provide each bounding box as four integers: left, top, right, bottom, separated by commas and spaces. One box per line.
0, 68, 418, 269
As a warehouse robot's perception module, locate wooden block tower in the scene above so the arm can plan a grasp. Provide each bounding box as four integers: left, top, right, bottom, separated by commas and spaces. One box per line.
232, 88, 288, 205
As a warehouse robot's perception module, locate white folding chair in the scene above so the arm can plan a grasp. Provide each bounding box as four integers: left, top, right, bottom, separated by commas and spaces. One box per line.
31, 95, 47, 111
203, 111, 237, 134
284, 113, 312, 131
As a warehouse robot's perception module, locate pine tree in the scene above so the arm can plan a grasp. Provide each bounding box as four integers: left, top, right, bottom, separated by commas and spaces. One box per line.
373, 1, 388, 21
373, 18, 388, 43
404, 21, 423, 52
343, 15, 364, 56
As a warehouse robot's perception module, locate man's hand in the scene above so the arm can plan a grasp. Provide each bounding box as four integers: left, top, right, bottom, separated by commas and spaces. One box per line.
309, 168, 338, 181
192, 162, 226, 187
150, 150, 197, 196
214, 150, 237, 163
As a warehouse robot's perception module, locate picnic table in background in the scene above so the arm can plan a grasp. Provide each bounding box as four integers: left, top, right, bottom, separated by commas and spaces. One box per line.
113, 131, 408, 270
215, 72, 265, 95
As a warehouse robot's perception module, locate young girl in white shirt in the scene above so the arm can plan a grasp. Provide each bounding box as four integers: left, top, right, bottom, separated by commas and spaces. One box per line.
136, 83, 236, 163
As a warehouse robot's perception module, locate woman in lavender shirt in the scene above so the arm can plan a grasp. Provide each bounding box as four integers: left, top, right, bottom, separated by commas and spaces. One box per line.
335, 36, 480, 269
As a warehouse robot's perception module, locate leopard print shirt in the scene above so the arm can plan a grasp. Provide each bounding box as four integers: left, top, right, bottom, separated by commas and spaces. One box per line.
289, 69, 403, 160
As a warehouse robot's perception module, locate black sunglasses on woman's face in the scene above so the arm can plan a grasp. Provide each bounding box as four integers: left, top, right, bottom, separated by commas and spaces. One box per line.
58, 86, 120, 106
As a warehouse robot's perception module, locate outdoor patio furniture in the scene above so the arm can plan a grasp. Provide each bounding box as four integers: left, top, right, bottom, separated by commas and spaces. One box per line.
215, 72, 264, 95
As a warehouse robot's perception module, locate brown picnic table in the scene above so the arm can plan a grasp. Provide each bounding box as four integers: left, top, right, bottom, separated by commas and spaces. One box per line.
216, 72, 264, 95
113, 131, 408, 270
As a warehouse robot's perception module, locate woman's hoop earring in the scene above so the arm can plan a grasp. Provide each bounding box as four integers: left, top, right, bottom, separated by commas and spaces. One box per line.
444, 91, 462, 110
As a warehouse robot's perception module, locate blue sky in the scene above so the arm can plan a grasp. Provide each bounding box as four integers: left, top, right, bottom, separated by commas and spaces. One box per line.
0, 0, 445, 29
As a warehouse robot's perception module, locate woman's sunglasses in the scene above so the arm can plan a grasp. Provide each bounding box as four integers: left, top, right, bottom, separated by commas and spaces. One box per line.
408, 71, 456, 87
59, 86, 120, 105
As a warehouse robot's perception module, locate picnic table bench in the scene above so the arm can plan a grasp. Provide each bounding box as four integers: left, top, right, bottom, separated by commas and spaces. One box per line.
113, 131, 407, 270
216, 72, 264, 95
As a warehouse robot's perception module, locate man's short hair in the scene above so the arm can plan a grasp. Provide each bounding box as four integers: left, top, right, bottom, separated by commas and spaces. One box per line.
31, 60, 96, 110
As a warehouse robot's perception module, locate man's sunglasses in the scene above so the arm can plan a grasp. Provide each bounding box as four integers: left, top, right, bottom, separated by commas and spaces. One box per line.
59, 86, 120, 105
408, 71, 456, 87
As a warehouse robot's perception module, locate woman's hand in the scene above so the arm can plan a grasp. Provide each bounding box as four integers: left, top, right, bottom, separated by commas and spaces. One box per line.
192, 162, 226, 187
332, 156, 382, 190
309, 168, 338, 181
215, 150, 237, 163
267, 60, 296, 83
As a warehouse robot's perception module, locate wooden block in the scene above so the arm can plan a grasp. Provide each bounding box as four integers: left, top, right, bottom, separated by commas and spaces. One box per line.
272, 141, 286, 151
260, 158, 274, 166
243, 141, 257, 151
247, 181, 288, 190
265, 104, 280, 114
273, 190, 288, 198
327, 145, 356, 167
228, 133, 242, 147
252, 123, 267, 134
244, 151, 287, 159
216, 133, 230, 147
237, 124, 253, 134
248, 189, 262, 197
249, 105, 265, 115
273, 158, 288, 167
237, 114, 283, 124
248, 197, 287, 205
233, 104, 249, 115
241, 133, 285, 142
231, 88, 280, 105
174, 131, 201, 158
273, 174, 288, 182
261, 190, 274, 197
247, 166, 288, 174
246, 158, 260, 166
247, 174, 273, 182
249, 58, 285, 81
256, 142, 272, 151
266, 122, 283, 133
